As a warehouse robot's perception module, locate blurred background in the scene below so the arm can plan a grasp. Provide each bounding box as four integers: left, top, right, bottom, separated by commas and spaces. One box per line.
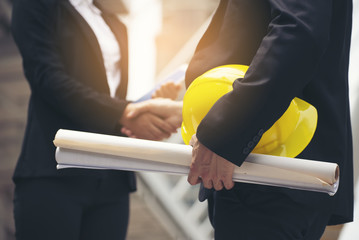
0, 0, 358, 239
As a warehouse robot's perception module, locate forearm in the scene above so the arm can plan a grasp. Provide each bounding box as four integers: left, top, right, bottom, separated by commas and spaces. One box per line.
196, 0, 333, 166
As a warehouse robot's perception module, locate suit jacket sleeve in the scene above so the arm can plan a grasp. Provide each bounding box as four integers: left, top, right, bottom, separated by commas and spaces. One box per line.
194, 0, 333, 166
11, 0, 128, 134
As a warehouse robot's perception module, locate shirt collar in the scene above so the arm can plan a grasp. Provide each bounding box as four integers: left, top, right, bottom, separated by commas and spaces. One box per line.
70, 0, 92, 6
69, 0, 102, 15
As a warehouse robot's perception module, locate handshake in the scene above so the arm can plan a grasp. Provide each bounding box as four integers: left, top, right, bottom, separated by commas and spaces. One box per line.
119, 81, 183, 141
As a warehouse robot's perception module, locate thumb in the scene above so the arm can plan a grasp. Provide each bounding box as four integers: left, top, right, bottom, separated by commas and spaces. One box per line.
126, 110, 138, 118
126, 102, 148, 118
189, 134, 197, 147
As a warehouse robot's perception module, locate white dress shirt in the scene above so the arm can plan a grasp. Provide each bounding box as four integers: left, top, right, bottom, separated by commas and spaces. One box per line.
70, 0, 121, 98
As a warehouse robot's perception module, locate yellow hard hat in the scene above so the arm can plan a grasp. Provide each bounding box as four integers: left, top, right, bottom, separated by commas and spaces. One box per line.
181, 64, 318, 158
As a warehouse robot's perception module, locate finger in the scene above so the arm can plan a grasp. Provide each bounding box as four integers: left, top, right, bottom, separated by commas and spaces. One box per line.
221, 169, 235, 190
189, 134, 197, 146
213, 180, 224, 191
153, 116, 177, 134
126, 111, 137, 118
121, 127, 132, 137
188, 139, 214, 188
188, 159, 202, 185
153, 82, 179, 100
132, 117, 159, 140
222, 176, 235, 190
165, 82, 175, 87
166, 116, 182, 131
156, 88, 170, 99
161, 82, 175, 90
148, 127, 167, 140
187, 172, 201, 185
146, 124, 164, 140
207, 153, 219, 190
188, 144, 204, 185
153, 86, 168, 98
147, 115, 171, 140
166, 85, 180, 100
220, 160, 235, 190
127, 102, 147, 118
134, 129, 156, 140
151, 89, 162, 99
202, 178, 213, 189
162, 88, 173, 99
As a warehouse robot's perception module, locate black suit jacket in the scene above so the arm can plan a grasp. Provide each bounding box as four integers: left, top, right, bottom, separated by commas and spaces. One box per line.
186, 0, 353, 225
11, 0, 135, 192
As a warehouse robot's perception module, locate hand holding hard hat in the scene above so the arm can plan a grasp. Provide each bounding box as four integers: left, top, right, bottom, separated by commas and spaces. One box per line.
181, 64, 318, 158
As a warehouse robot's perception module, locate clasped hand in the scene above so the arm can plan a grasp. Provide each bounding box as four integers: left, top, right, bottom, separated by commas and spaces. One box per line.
120, 98, 183, 141
188, 135, 235, 191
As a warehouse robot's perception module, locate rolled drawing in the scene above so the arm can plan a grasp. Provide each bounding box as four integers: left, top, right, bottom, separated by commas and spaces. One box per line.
54, 129, 339, 195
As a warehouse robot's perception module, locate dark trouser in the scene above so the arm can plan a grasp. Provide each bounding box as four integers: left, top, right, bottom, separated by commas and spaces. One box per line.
208, 185, 334, 240
14, 175, 130, 240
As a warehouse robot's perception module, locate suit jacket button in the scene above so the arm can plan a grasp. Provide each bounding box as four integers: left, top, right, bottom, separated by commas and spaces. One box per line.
258, 129, 264, 136
253, 135, 260, 142
247, 141, 254, 148
243, 147, 250, 154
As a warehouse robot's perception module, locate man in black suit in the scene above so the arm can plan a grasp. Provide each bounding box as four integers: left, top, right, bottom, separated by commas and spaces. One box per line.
11, 0, 181, 239
186, 0, 353, 239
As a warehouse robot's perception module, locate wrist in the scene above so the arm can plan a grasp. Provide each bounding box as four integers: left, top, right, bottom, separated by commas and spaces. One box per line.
119, 103, 135, 126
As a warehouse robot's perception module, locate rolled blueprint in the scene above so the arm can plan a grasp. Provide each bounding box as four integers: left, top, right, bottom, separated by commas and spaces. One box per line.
54, 129, 339, 195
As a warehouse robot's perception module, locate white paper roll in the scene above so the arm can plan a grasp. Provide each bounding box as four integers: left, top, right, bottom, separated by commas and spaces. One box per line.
54, 129, 339, 195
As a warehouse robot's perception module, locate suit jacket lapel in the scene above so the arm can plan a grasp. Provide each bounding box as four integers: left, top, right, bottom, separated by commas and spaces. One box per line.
59, 1, 128, 99
60, 1, 105, 69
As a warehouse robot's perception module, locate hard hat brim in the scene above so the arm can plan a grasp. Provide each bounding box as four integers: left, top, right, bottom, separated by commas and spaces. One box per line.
252, 98, 318, 158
